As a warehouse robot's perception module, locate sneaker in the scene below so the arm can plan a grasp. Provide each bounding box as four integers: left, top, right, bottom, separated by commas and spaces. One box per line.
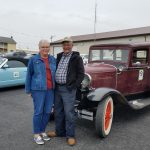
41, 133, 51, 141
34, 135, 44, 145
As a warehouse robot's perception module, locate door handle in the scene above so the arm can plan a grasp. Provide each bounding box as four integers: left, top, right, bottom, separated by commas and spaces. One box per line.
147, 66, 150, 69
117, 71, 122, 75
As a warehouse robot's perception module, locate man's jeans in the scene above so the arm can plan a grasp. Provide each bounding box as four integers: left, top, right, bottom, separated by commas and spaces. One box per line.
54, 85, 76, 138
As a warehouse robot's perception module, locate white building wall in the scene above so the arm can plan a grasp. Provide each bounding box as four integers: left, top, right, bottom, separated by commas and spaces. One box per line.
52, 35, 149, 56
146, 35, 150, 42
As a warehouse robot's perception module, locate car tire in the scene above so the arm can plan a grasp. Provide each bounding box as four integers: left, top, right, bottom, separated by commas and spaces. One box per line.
95, 96, 114, 138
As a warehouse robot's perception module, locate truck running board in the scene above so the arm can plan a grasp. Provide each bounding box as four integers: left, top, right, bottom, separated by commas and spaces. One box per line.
128, 97, 150, 110
76, 109, 94, 121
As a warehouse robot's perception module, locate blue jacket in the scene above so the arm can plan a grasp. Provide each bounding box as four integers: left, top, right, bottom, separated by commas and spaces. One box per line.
25, 54, 56, 93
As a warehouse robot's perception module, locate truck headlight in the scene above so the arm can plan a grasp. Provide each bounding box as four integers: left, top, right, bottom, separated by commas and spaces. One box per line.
81, 73, 92, 89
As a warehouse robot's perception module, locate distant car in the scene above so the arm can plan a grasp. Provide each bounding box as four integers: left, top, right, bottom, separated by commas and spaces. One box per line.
80, 54, 89, 65
0, 53, 4, 57
0, 56, 30, 88
3, 51, 29, 58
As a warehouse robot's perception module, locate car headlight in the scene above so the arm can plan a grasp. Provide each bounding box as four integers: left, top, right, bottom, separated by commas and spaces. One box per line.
81, 73, 92, 89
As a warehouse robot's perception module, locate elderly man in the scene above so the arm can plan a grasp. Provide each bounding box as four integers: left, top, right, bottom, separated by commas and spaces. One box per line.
25, 40, 56, 145
48, 37, 84, 146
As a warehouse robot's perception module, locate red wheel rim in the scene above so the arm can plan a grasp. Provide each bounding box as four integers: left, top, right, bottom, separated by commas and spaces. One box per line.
104, 101, 112, 131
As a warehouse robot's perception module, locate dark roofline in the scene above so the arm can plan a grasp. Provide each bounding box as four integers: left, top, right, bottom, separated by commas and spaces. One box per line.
0, 36, 17, 44
51, 26, 150, 45
89, 42, 150, 49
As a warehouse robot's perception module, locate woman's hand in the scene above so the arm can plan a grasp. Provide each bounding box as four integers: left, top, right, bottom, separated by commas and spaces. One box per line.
28, 93, 32, 98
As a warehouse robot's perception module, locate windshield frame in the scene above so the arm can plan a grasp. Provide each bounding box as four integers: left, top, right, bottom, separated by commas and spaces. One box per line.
0, 57, 8, 68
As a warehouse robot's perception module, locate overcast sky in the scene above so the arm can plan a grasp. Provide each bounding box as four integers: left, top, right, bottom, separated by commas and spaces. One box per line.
0, 0, 150, 50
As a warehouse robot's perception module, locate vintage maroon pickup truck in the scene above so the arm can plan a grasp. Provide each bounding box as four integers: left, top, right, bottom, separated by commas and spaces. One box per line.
76, 43, 150, 138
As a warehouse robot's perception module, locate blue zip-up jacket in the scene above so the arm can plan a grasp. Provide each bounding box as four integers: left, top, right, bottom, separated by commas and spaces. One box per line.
25, 54, 56, 93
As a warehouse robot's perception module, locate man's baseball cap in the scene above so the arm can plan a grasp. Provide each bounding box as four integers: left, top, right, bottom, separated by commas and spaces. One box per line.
62, 37, 73, 43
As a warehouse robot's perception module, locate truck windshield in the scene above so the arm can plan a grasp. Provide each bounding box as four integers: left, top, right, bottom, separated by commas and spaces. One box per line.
89, 49, 129, 63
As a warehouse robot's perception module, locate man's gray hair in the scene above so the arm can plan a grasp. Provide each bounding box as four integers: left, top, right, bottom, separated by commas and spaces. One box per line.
38, 40, 50, 48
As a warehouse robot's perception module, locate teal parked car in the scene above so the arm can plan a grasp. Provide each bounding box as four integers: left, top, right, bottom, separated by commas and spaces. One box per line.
0, 57, 28, 88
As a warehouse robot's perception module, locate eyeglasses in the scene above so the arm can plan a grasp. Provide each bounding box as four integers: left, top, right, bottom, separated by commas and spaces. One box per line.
41, 46, 50, 49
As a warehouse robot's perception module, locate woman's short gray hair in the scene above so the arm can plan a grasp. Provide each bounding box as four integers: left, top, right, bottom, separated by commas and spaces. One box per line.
38, 40, 50, 48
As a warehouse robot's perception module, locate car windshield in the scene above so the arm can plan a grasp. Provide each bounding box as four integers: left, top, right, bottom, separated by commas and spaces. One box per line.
89, 49, 129, 63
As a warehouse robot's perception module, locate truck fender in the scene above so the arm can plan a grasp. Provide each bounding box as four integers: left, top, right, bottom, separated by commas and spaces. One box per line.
87, 87, 128, 105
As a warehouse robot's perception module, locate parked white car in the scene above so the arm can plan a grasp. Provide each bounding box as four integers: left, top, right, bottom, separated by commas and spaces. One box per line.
80, 54, 89, 65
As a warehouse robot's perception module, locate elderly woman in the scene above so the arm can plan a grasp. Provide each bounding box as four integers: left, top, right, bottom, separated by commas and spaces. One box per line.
25, 40, 56, 145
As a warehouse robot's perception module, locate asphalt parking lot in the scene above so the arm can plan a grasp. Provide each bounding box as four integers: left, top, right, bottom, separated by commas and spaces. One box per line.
0, 86, 150, 150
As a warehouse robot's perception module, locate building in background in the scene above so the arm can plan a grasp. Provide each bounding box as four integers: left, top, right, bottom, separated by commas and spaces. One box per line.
0, 36, 16, 53
51, 26, 150, 56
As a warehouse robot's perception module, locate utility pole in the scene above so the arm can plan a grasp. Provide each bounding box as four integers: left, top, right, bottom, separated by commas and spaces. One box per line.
50, 35, 55, 56
50, 35, 55, 42
94, 0, 97, 34
94, 0, 97, 42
